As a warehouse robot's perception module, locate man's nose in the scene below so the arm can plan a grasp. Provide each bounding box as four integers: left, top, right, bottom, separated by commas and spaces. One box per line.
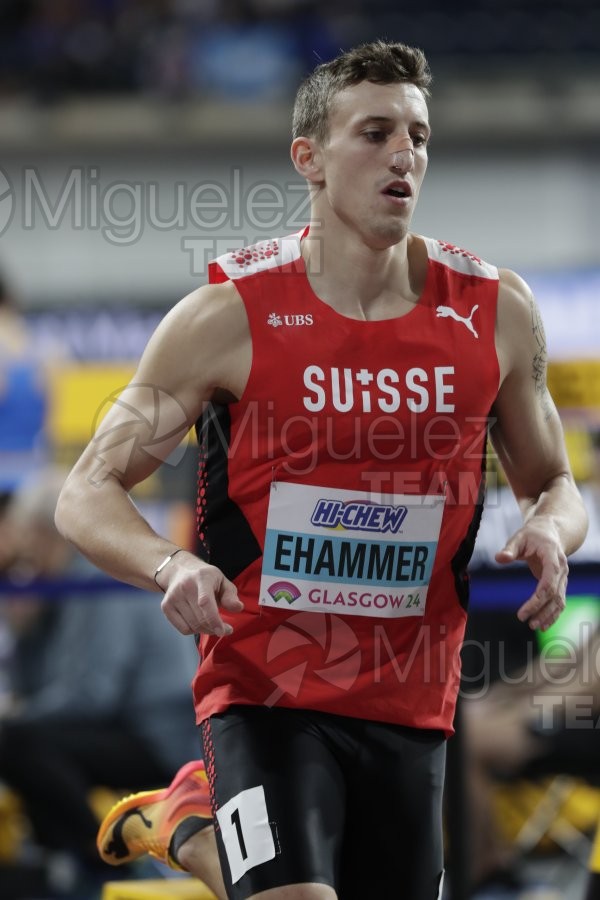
388, 137, 414, 173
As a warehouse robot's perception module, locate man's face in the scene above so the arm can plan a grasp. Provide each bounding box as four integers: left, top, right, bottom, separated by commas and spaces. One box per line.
316, 80, 430, 247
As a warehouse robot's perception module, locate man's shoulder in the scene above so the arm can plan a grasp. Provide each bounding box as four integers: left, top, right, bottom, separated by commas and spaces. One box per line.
419, 234, 498, 281
497, 267, 530, 300
146, 281, 249, 380
496, 268, 534, 328
168, 279, 246, 329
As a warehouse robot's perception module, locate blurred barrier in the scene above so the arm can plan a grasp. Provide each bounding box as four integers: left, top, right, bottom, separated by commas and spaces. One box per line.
0, 576, 139, 599
101, 880, 216, 900
0, 569, 598, 609
0, 569, 598, 608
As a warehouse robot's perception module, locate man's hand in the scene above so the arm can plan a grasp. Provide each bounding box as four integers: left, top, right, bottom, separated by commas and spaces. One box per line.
495, 517, 568, 632
159, 552, 244, 636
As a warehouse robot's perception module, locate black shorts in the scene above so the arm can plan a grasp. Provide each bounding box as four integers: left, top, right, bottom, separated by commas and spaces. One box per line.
201, 705, 446, 900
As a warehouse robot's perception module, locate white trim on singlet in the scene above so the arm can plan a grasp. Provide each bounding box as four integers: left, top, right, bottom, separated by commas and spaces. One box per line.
422, 235, 498, 280
211, 231, 305, 281
212, 229, 498, 283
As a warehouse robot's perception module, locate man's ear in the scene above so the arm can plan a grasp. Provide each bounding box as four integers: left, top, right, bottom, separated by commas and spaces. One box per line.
291, 137, 323, 183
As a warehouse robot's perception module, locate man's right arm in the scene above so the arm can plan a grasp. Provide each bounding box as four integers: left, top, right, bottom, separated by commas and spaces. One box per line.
55, 281, 249, 635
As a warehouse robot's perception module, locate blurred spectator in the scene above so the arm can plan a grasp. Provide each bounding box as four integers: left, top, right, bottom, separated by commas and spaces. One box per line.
0, 273, 48, 509
463, 621, 600, 897
0, 467, 200, 895
188, 18, 303, 102
3, 0, 597, 102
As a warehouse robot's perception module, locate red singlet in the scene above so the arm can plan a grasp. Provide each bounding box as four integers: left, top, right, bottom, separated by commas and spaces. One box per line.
192, 231, 499, 736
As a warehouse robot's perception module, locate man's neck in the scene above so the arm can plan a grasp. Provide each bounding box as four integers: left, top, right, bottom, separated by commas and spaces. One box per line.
301, 221, 424, 321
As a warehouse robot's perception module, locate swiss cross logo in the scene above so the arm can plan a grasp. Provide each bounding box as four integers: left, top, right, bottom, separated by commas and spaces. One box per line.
267, 313, 314, 328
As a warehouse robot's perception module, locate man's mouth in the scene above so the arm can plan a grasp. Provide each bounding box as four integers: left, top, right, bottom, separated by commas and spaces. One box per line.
383, 181, 412, 199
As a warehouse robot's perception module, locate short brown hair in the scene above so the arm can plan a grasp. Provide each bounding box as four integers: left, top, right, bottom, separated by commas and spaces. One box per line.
292, 40, 432, 143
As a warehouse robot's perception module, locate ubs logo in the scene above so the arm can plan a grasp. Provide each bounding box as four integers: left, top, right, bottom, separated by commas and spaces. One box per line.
267, 312, 314, 328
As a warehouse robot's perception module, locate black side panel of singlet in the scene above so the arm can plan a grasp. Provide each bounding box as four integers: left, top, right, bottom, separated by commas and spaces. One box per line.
195, 402, 262, 581
450, 437, 488, 613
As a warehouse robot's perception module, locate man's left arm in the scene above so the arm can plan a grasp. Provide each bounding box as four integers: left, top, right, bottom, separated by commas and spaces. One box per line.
490, 269, 589, 632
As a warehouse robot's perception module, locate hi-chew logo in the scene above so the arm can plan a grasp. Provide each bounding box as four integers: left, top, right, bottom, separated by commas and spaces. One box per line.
267, 581, 301, 604
311, 499, 407, 534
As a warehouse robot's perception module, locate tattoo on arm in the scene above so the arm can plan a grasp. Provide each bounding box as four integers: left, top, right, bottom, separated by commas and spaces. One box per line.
530, 294, 553, 421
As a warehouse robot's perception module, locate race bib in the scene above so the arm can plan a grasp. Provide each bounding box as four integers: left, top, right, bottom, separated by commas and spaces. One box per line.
259, 483, 444, 618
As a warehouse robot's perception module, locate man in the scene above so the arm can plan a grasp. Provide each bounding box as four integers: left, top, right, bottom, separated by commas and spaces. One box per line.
55, 40, 588, 900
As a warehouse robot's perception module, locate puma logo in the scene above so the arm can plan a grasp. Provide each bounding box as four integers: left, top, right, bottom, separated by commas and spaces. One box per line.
436, 304, 479, 339
105, 807, 152, 860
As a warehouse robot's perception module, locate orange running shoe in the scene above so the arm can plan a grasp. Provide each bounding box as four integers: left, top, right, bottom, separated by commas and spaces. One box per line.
97, 760, 212, 869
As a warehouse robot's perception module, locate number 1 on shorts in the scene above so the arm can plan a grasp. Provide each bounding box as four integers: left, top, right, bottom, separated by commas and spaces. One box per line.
216, 785, 276, 884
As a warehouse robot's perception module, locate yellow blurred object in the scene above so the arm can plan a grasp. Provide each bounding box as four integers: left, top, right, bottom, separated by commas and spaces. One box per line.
547, 360, 600, 410
563, 428, 595, 481
0, 786, 27, 862
590, 814, 600, 874
494, 776, 600, 856
47, 364, 198, 464
48, 364, 135, 445
101, 879, 217, 900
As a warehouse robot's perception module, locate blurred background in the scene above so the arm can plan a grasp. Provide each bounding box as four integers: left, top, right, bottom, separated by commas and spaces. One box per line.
0, 1, 598, 899
0, 0, 599, 493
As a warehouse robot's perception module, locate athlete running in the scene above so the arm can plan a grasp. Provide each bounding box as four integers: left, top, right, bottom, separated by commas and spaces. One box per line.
56, 40, 588, 900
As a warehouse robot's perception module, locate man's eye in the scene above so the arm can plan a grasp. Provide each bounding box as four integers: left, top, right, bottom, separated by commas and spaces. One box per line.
363, 130, 386, 142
